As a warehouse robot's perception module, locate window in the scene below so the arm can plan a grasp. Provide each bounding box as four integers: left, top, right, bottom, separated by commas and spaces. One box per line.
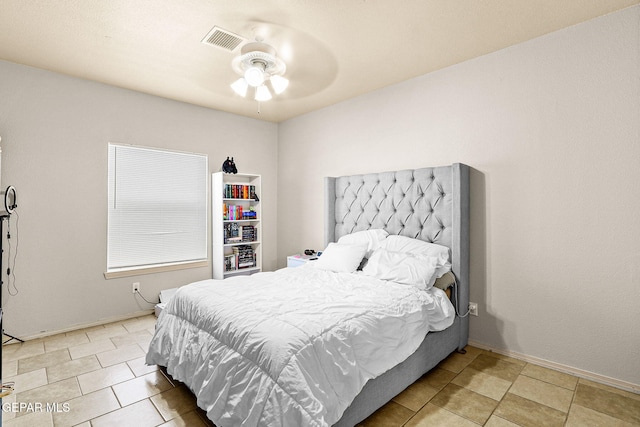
107, 144, 208, 276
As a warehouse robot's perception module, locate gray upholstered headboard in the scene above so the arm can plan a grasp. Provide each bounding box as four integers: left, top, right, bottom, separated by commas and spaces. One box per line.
324, 163, 470, 349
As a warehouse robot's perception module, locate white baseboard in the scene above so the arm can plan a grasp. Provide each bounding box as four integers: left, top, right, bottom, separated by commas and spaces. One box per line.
7, 310, 155, 342
468, 340, 639, 394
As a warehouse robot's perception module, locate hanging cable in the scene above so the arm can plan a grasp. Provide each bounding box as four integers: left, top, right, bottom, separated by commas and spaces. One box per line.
134, 289, 159, 305
6, 210, 18, 296
453, 274, 470, 318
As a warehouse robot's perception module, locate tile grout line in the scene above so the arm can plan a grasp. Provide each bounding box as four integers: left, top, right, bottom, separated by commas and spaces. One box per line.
563, 381, 579, 427
5, 319, 639, 427
480, 360, 521, 426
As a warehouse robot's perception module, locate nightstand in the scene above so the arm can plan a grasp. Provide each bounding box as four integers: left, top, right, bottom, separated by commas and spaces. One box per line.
287, 254, 318, 268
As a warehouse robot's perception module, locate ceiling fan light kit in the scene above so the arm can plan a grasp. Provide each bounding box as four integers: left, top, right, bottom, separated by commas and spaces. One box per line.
230, 78, 249, 97
244, 64, 266, 87
269, 74, 289, 94
255, 85, 272, 101
230, 40, 288, 102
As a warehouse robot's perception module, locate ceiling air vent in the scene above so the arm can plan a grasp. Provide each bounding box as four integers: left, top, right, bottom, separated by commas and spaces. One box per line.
201, 26, 246, 52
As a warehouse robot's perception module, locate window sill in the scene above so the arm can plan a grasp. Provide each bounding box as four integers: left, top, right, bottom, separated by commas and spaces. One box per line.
104, 260, 209, 279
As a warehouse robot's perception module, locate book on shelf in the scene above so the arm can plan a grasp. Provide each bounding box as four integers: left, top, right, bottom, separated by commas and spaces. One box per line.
224, 254, 236, 271
223, 204, 258, 221
224, 245, 256, 271
241, 225, 256, 241
242, 210, 257, 219
224, 223, 257, 244
224, 184, 257, 200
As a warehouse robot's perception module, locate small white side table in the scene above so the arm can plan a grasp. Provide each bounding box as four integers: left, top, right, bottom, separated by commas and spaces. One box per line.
287, 254, 318, 268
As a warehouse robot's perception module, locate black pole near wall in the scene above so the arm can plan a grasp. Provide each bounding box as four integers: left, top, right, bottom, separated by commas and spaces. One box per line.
0, 214, 22, 349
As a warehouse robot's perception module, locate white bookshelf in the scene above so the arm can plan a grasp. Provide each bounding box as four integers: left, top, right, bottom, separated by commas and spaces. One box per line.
212, 172, 262, 279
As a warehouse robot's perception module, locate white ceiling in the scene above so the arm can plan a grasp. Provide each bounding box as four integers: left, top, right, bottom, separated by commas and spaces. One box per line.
1, 0, 637, 122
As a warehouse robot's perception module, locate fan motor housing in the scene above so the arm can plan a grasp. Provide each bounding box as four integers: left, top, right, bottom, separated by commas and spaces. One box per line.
232, 42, 286, 76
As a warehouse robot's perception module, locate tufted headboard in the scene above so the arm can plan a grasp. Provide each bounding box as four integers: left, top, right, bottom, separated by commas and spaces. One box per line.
324, 163, 470, 349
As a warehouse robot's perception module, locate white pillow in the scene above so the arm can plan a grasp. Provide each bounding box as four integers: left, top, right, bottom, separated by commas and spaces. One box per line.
337, 229, 389, 258
313, 242, 368, 273
380, 235, 451, 277
362, 248, 442, 289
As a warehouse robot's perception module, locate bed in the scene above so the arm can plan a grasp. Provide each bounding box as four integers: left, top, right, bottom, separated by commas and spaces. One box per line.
146, 163, 470, 426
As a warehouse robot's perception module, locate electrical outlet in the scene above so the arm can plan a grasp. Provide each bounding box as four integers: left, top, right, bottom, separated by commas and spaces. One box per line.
132, 282, 140, 294
468, 302, 478, 316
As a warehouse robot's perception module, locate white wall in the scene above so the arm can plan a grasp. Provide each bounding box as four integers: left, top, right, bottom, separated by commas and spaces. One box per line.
0, 60, 278, 337
277, 6, 640, 387
1, 4, 638, 390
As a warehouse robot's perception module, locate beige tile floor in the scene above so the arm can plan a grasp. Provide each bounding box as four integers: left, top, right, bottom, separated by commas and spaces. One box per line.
2, 314, 639, 426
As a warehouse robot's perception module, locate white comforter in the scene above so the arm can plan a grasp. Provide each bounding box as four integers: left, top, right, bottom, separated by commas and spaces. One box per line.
146, 265, 454, 427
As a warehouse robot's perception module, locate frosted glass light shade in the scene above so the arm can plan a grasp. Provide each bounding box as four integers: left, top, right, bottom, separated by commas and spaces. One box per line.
270, 75, 289, 94
255, 85, 272, 101
244, 66, 265, 87
230, 78, 248, 97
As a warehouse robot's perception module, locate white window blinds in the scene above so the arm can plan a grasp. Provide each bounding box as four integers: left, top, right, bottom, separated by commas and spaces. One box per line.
107, 144, 208, 271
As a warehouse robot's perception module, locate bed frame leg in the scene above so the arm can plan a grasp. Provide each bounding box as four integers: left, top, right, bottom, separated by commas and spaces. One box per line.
456, 348, 467, 354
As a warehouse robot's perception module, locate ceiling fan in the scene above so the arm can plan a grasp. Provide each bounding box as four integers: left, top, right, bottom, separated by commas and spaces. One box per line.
202, 26, 289, 102
230, 40, 289, 102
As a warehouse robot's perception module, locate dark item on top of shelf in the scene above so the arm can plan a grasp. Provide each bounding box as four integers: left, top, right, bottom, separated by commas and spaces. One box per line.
222, 157, 238, 174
